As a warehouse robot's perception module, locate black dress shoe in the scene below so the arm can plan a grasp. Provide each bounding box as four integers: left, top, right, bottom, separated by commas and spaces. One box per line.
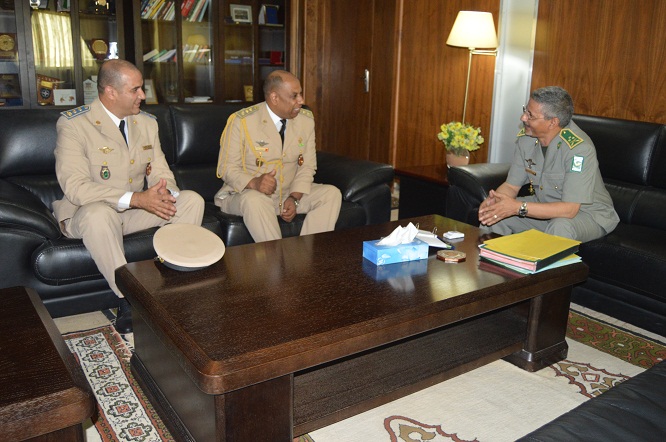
115, 298, 133, 334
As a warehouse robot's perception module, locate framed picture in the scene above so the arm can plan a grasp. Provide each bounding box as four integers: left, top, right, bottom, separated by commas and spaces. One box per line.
143, 79, 158, 104
0, 74, 21, 98
230, 4, 252, 23
54, 89, 76, 106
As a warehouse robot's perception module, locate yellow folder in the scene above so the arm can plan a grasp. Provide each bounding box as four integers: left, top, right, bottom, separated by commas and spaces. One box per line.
482, 229, 581, 270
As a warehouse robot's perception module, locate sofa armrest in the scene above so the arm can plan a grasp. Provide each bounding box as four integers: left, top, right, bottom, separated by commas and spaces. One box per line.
0, 179, 62, 239
315, 151, 394, 201
445, 163, 510, 225
447, 163, 511, 202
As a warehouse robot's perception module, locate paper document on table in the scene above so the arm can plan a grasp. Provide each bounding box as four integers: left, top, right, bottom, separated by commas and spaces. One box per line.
416, 230, 452, 249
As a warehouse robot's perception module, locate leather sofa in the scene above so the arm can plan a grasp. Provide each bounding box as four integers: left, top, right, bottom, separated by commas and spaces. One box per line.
517, 360, 666, 441
0, 104, 394, 318
445, 114, 666, 336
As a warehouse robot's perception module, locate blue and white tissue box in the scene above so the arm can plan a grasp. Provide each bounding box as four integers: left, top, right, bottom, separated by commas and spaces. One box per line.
362, 238, 429, 266
362, 257, 429, 281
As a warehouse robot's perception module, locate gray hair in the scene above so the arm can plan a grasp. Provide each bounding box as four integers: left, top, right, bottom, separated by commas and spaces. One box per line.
531, 86, 574, 127
97, 59, 140, 94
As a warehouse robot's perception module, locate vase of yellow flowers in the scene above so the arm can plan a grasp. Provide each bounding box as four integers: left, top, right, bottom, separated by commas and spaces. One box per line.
437, 121, 484, 167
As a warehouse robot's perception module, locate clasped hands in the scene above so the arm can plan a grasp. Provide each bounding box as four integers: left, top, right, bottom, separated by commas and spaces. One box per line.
478, 189, 520, 226
248, 170, 300, 222
130, 178, 177, 220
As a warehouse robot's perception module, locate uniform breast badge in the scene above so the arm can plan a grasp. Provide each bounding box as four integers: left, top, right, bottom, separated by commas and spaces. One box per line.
146, 162, 152, 176
100, 165, 110, 180
297, 154, 304, 166
256, 158, 264, 167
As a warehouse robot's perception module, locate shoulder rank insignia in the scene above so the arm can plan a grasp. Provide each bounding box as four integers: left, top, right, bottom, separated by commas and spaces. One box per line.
516, 128, 526, 137
560, 128, 584, 149
139, 110, 157, 120
299, 108, 314, 119
60, 105, 90, 120
235, 105, 259, 119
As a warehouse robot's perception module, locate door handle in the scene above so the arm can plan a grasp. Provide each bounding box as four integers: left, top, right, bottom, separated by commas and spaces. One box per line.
363, 69, 370, 93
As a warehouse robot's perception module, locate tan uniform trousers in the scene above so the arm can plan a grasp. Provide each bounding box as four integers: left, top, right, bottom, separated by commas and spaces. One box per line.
63, 190, 204, 297
219, 183, 342, 242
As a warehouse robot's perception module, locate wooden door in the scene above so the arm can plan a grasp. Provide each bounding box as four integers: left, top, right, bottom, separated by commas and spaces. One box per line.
300, 0, 375, 161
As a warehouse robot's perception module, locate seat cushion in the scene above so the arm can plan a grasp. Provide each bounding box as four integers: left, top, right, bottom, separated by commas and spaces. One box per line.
578, 223, 666, 303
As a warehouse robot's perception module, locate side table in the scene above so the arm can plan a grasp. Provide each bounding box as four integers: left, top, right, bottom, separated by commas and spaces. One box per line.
0, 286, 94, 441
395, 164, 449, 219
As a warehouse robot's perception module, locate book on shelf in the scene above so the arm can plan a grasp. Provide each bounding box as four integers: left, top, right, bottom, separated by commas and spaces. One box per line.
479, 229, 581, 272
142, 48, 160, 62
154, 49, 177, 62
181, 0, 196, 18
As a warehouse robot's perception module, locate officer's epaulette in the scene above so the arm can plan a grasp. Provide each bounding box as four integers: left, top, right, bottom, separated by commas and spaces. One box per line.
559, 128, 584, 149
60, 105, 90, 120
516, 128, 526, 137
299, 108, 314, 119
235, 105, 260, 119
140, 110, 157, 120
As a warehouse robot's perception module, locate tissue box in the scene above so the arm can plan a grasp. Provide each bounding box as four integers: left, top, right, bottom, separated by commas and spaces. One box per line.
362, 238, 429, 266
362, 258, 428, 281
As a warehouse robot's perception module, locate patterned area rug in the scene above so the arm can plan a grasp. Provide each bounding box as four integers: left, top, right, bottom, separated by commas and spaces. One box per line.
62, 308, 665, 442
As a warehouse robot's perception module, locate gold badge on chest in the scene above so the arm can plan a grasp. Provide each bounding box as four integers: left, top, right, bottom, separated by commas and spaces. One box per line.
297, 154, 304, 166
100, 165, 110, 180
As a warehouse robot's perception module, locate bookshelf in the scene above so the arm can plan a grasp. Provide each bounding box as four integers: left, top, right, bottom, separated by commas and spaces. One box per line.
0, 0, 126, 109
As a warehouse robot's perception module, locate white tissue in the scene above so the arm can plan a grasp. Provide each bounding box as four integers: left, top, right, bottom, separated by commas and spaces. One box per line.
377, 222, 419, 246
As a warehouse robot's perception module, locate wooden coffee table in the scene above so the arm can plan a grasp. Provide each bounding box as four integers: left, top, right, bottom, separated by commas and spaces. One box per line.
116, 215, 588, 441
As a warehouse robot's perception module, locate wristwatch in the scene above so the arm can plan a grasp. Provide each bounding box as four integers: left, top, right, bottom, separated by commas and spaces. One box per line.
288, 195, 300, 207
518, 202, 528, 218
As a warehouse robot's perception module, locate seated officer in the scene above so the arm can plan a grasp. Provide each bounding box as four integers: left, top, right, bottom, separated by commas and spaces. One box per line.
478, 86, 618, 242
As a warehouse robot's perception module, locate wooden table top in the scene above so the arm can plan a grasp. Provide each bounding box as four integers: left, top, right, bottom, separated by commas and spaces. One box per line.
117, 215, 588, 394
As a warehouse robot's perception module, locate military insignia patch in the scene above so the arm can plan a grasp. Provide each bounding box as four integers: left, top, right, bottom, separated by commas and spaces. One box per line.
297, 154, 304, 166
299, 108, 314, 119
236, 105, 259, 119
517, 128, 526, 137
560, 129, 584, 149
256, 158, 264, 167
100, 165, 110, 180
571, 155, 584, 172
98, 146, 113, 154
61, 105, 91, 120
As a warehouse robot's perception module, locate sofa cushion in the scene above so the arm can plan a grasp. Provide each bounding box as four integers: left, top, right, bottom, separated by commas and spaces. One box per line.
0, 109, 61, 178
518, 360, 666, 441
578, 223, 666, 303
169, 104, 245, 201
573, 115, 663, 187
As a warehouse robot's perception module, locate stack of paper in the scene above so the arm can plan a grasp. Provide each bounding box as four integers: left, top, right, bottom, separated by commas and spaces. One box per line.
479, 229, 581, 274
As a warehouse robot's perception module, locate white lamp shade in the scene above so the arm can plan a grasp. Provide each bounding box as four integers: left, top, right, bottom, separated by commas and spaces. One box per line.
446, 11, 498, 49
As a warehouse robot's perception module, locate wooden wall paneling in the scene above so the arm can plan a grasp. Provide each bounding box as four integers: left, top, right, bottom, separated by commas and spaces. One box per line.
532, 0, 666, 124
393, 0, 498, 168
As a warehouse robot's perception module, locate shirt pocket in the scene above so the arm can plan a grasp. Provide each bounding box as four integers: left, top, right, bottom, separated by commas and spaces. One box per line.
139, 146, 154, 165
540, 172, 565, 200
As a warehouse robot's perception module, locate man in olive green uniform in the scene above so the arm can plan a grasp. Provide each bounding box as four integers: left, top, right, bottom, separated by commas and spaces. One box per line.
215, 70, 341, 242
478, 86, 618, 242
54, 59, 204, 332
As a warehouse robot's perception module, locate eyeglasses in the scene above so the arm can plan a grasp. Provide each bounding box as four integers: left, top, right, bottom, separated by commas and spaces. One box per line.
522, 105, 546, 121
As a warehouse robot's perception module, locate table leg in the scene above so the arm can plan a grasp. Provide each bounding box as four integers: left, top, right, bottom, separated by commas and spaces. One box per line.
504, 286, 572, 372
217, 375, 294, 441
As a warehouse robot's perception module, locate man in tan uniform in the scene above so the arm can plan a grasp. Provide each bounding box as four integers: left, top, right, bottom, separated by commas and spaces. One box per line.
54, 59, 204, 332
215, 70, 341, 242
